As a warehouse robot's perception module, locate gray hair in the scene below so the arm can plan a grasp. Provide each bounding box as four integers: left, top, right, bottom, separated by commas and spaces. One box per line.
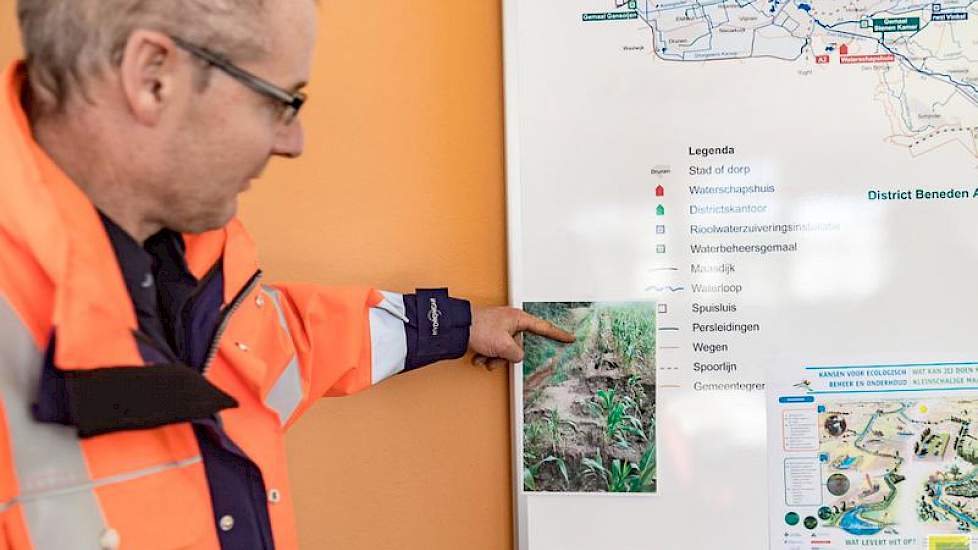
17, 0, 269, 113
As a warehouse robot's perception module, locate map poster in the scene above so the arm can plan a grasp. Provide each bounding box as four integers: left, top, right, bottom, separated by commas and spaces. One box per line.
505, 0, 978, 548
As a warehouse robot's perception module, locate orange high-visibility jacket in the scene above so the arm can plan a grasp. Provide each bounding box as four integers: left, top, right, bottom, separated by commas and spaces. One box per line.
0, 61, 465, 549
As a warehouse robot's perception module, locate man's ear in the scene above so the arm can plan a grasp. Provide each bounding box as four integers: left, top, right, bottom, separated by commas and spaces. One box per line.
118, 30, 184, 125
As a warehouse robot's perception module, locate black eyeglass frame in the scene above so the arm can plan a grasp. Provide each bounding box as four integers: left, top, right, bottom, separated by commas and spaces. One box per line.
170, 35, 306, 124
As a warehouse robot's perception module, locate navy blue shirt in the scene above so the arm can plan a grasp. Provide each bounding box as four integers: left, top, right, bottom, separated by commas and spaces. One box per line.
97, 214, 471, 549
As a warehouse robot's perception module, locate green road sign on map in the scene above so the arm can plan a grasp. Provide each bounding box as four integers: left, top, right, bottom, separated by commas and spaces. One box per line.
872, 17, 921, 32
582, 12, 639, 22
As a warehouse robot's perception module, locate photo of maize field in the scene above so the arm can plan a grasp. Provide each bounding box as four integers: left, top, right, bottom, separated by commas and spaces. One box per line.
522, 301, 657, 494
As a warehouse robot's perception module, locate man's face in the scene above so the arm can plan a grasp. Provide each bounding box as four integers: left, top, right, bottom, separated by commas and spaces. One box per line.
152, 0, 317, 234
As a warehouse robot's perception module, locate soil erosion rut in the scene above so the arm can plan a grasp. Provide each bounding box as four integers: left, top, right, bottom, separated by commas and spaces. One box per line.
524, 309, 597, 394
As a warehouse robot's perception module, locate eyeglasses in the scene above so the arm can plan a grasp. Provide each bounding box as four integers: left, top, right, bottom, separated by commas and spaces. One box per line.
170, 35, 306, 125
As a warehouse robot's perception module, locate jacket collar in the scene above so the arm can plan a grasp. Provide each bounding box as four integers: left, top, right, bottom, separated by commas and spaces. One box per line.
0, 61, 258, 369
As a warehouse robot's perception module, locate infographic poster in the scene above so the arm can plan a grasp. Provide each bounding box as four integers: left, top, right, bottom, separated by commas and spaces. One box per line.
769, 361, 978, 550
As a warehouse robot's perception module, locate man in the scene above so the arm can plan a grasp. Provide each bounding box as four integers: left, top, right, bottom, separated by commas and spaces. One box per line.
0, 1, 572, 548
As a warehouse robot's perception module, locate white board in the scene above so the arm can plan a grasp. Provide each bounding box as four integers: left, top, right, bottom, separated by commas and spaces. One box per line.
504, 1, 978, 549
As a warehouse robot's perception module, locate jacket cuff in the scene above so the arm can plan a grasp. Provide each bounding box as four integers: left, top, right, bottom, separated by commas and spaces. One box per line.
403, 288, 471, 371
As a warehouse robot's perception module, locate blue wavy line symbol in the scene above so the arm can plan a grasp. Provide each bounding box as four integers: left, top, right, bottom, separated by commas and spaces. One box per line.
644, 285, 685, 292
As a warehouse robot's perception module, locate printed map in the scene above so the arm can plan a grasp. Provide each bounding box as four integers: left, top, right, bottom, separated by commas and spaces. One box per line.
820, 399, 978, 536
587, 0, 978, 157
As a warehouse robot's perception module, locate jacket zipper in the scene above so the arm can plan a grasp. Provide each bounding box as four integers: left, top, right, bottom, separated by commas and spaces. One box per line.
202, 270, 263, 374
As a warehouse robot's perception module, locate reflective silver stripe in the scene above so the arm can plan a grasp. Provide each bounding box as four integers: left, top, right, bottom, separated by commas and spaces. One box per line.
369, 291, 407, 384
0, 456, 202, 510
375, 291, 409, 322
262, 287, 304, 426
261, 287, 408, 421
0, 295, 106, 549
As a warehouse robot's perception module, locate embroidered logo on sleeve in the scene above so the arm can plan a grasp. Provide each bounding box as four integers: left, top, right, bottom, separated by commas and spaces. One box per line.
427, 298, 442, 336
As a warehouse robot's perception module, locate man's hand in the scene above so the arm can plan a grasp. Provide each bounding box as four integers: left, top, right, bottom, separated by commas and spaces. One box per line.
468, 306, 575, 371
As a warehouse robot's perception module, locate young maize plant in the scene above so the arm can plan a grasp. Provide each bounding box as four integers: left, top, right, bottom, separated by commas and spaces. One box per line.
588, 389, 646, 449
628, 447, 657, 492
581, 447, 657, 493
524, 455, 569, 491
609, 306, 656, 370
523, 419, 571, 491
545, 408, 577, 454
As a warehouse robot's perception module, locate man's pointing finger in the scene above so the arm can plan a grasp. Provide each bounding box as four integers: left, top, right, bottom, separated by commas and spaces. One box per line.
517, 312, 575, 343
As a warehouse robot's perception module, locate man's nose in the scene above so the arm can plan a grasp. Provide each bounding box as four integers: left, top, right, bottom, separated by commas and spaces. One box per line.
272, 118, 305, 158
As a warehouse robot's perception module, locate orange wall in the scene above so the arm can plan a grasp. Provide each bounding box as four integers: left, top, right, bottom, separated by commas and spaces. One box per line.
0, 2, 513, 549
